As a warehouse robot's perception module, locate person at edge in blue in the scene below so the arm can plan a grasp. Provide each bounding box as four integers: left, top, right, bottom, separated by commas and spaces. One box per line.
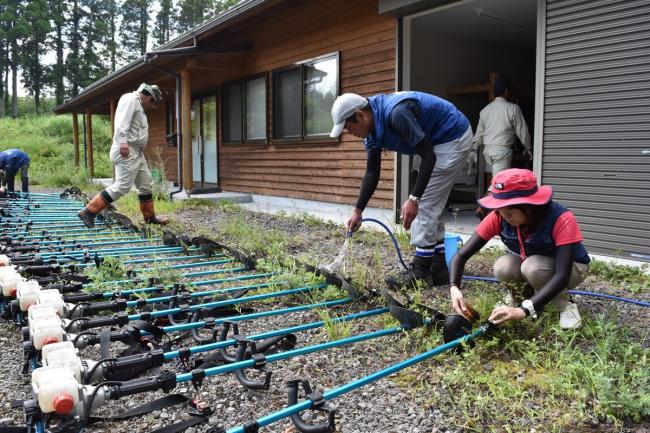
329, 92, 473, 288
448, 168, 590, 329
0, 148, 30, 193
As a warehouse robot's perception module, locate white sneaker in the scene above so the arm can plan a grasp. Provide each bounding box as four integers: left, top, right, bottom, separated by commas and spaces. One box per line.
559, 302, 582, 329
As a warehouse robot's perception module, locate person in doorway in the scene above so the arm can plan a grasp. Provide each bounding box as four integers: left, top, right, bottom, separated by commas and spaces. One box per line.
78, 83, 169, 227
473, 78, 532, 176
0, 148, 30, 193
330, 91, 473, 287
448, 168, 590, 329
472, 79, 532, 221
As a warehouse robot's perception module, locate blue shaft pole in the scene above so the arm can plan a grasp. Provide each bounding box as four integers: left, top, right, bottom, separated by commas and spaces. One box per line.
226, 326, 488, 433
112, 272, 275, 298
164, 304, 384, 358
176, 315, 402, 384
127, 284, 327, 320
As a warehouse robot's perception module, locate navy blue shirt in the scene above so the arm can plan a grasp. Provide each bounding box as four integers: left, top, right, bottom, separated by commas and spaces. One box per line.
364, 91, 469, 154
0, 149, 30, 173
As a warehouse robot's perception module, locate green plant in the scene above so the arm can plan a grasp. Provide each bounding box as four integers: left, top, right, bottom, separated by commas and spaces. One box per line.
317, 308, 353, 340
83, 256, 127, 285
389, 279, 650, 432
588, 259, 649, 294
0, 114, 113, 186
213, 199, 242, 213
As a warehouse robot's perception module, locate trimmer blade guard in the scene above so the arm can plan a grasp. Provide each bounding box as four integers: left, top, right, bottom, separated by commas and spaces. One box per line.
379, 288, 407, 309
388, 305, 424, 330
313, 265, 362, 300
443, 314, 474, 352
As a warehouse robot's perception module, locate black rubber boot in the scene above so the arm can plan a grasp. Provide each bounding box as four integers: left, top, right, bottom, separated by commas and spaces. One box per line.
385, 255, 434, 289
21, 177, 29, 193
430, 253, 450, 285
77, 209, 97, 228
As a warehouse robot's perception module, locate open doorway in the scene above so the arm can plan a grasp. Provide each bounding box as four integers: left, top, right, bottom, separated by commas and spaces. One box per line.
404, 0, 538, 208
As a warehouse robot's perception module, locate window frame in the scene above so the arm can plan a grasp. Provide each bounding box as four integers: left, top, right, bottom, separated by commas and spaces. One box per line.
220, 72, 269, 145
271, 51, 340, 143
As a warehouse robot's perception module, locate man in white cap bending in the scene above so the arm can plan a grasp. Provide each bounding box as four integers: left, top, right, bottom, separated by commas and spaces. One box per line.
78, 83, 169, 227
330, 91, 473, 288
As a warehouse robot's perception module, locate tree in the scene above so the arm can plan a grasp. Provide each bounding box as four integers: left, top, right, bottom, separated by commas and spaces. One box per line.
2, 0, 26, 117
152, 0, 174, 48
120, 0, 149, 65
176, 0, 214, 31
106, 0, 117, 71
0, 0, 7, 117
214, 0, 239, 14
65, 0, 84, 97
21, 0, 51, 111
80, 0, 111, 88
49, 0, 67, 105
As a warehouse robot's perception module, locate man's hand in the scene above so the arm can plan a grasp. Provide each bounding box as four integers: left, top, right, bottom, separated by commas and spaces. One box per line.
119, 143, 130, 157
488, 305, 526, 325
401, 199, 418, 230
523, 150, 533, 160
346, 208, 363, 233
450, 285, 468, 316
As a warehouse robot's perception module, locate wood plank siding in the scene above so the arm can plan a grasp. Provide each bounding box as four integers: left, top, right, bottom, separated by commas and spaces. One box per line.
148, 0, 397, 208
144, 102, 179, 182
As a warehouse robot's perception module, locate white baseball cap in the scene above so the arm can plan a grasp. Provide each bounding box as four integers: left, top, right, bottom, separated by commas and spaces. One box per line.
329, 93, 369, 138
137, 83, 163, 105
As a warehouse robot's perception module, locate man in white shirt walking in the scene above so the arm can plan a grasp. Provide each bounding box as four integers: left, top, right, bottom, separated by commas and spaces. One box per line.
78, 83, 169, 227
473, 79, 532, 177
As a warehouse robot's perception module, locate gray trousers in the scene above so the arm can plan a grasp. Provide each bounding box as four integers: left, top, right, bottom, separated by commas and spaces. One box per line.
494, 253, 589, 309
410, 126, 473, 247
483, 145, 512, 175
106, 147, 153, 201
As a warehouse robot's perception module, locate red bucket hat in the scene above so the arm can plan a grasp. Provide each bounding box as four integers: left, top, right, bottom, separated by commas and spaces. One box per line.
478, 169, 553, 209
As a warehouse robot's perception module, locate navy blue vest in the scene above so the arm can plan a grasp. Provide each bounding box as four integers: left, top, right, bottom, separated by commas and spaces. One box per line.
500, 201, 590, 264
364, 92, 469, 154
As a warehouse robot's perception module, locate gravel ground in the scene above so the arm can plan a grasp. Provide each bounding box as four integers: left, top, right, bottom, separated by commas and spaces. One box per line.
1, 193, 648, 433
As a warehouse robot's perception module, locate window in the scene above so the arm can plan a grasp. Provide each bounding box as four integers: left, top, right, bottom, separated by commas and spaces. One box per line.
221, 74, 267, 143
273, 53, 339, 140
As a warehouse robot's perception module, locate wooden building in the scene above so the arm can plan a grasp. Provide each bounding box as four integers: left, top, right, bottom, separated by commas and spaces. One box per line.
55, 0, 397, 209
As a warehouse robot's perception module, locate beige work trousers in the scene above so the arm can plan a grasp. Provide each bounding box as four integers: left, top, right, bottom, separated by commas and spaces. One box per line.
106, 147, 153, 201
483, 145, 512, 175
493, 253, 589, 309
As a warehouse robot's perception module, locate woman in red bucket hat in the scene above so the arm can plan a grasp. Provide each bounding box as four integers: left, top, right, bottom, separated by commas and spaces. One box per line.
448, 168, 590, 329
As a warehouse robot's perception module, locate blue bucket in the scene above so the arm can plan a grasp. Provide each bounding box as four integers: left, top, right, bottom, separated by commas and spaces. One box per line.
444, 233, 463, 269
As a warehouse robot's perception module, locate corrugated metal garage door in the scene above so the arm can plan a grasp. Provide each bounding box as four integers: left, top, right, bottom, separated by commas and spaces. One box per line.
542, 0, 650, 261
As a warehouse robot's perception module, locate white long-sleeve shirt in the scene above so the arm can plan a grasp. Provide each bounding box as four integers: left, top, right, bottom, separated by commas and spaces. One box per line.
112, 92, 149, 152
472, 97, 531, 150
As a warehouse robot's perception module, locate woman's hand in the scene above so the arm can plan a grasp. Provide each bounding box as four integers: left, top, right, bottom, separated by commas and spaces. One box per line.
449, 284, 468, 316
488, 305, 526, 325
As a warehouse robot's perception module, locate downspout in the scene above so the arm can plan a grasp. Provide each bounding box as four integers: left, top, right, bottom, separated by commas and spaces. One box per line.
144, 54, 183, 200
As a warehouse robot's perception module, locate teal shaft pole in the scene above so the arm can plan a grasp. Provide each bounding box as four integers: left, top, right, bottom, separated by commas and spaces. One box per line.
226, 325, 489, 433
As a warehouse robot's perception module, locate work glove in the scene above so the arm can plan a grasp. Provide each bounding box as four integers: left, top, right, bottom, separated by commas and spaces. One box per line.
468, 150, 478, 167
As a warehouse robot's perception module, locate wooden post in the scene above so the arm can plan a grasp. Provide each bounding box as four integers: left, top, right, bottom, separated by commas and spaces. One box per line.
72, 113, 80, 168
85, 109, 94, 177
181, 67, 193, 191
110, 99, 117, 137
488, 72, 497, 101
